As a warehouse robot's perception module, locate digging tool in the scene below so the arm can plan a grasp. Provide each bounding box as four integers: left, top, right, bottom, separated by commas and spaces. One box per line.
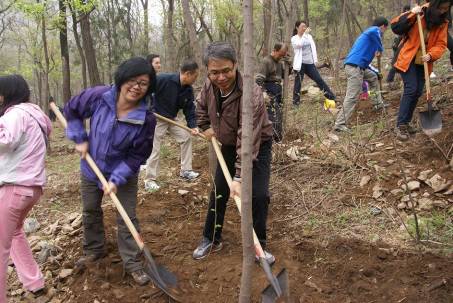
154, 113, 208, 141
377, 55, 384, 96
210, 137, 290, 302
416, 14, 442, 136
49, 103, 182, 302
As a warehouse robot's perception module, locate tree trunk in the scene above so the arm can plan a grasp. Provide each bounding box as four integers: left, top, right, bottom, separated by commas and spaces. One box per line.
262, 0, 272, 56
141, 0, 149, 54
239, 0, 254, 301
59, 0, 71, 103
303, 0, 309, 25
69, 3, 87, 89
106, 0, 113, 84
80, 12, 102, 86
165, 0, 176, 71
181, 0, 202, 68
41, 8, 50, 114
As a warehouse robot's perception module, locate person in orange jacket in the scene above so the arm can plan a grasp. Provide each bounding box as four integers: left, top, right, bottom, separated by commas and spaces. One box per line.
391, 0, 450, 141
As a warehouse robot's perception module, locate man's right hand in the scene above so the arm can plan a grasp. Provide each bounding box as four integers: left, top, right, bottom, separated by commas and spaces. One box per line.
411, 5, 422, 15
202, 128, 215, 140
75, 142, 89, 159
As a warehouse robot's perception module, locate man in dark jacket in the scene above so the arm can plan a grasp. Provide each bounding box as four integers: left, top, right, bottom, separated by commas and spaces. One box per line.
255, 42, 288, 142
193, 42, 275, 264
143, 59, 200, 192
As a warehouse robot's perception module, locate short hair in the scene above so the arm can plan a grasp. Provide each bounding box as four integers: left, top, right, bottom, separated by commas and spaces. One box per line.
273, 42, 287, 52
0, 74, 31, 116
402, 5, 411, 12
202, 42, 237, 66
372, 17, 389, 27
146, 53, 160, 64
114, 57, 156, 95
180, 58, 199, 73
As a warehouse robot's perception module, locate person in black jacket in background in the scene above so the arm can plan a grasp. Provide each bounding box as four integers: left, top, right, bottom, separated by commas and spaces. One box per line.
143, 59, 200, 192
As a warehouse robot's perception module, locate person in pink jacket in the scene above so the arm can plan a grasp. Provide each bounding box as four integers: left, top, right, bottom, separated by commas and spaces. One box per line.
0, 75, 52, 302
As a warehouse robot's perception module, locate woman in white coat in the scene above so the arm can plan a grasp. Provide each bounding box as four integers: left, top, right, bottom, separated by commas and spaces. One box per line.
292, 20, 336, 106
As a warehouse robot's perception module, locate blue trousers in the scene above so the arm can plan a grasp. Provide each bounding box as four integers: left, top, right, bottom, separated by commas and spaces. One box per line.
397, 62, 425, 126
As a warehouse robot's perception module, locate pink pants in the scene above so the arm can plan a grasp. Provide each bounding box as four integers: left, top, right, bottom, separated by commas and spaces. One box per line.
0, 185, 44, 303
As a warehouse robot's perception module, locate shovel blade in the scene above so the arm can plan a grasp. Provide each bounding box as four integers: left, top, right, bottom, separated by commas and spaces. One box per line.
142, 247, 183, 302
261, 269, 290, 303
419, 108, 442, 136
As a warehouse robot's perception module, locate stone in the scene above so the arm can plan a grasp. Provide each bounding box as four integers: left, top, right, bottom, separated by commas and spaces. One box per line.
372, 184, 385, 199
178, 189, 189, 196
397, 202, 406, 210
286, 147, 299, 161
23, 218, 40, 234
426, 174, 450, 192
38, 247, 51, 264
418, 198, 433, 211
432, 200, 447, 208
401, 181, 420, 191
360, 176, 371, 187
71, 215, 83, 228
391, 189, 403, 196
112, 289, 124, 300
61, 224, 74, 234
418, 169, 433, 181
328, 133, 339, 142
59, 269, 73, 279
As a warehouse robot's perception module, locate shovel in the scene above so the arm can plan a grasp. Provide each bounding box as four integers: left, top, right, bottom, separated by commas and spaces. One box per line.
49, 103, 182, 302
416, 14, 442, 136
210, 138, 290, 302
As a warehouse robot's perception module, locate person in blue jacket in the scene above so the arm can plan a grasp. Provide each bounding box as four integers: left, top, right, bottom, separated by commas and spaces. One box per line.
64, 57, 156, 286
334, 17, 389, 132
143, 59, 200, 192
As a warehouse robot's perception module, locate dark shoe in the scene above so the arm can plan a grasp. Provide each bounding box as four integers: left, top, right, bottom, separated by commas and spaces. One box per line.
255, 250, 276, 266
407, 124, 418, 135
130, 269, 150, 286
373, 103, 389, 111
395, 125, 409, 141
192, 237, 223, 260
75, 253, 105, 269
334, 124, 351, 133
30, 287, 47, 297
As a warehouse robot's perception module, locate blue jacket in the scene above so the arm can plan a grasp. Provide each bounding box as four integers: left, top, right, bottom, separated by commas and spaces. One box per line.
64, 86, 156, 187
153, 73, 197, 128
345, 26, 383, 69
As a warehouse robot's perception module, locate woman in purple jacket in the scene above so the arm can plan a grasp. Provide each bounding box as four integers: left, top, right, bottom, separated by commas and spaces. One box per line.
64, 57, 156, 285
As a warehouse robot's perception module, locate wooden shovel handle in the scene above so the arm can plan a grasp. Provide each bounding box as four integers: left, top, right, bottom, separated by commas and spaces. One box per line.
416, 13, 432, 101
154, 113, 207, 141
210, 137, 266, 258
49, 102, 145, 250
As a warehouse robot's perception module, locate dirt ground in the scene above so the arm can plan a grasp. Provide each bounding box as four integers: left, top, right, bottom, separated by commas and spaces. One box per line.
6, 56, 453, 303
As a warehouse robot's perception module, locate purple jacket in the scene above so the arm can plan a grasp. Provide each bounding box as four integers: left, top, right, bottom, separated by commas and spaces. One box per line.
64, 86, 156, 187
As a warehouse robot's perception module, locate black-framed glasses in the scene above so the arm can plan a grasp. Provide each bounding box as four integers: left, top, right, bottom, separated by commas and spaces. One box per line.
126, 79, 149, 90
207, 67, 235, 79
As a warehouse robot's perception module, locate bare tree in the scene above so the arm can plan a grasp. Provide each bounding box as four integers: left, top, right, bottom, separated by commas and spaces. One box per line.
80, 11, 102, 86
68, 2, 88, 89
59, 0, 71, 103
181, 0, 202, 67
239, 0, 254, 301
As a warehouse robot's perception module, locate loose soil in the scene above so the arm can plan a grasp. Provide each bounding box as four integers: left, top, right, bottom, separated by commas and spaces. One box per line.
6, 56, 453, 303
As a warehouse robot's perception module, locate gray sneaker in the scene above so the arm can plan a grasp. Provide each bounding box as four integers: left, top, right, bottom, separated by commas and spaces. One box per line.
180, 170, 200, 180
395, 125, 409, 141
193, 237, 223, 260
334, 124, 351, 133
130, 269, 150, 286
144, 179, 160, 192
255, 250, 276, 266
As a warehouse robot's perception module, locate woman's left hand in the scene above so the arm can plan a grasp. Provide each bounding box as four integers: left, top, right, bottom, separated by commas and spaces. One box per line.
103, 181, 118, 195
422, 54, 431, 62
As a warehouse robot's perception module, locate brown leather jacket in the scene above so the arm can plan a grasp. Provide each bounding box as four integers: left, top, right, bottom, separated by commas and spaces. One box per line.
196, 71, 273, 177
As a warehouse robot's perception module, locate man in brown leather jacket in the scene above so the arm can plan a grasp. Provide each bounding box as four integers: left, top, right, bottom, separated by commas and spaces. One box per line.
193, 42, 275, 264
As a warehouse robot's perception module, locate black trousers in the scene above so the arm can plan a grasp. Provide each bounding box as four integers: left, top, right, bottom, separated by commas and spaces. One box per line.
202, 140, 272, 249
293, 63, 336, 105
264, 82, 283, 142
448, 32, 453, 67
81, 175, 142, 273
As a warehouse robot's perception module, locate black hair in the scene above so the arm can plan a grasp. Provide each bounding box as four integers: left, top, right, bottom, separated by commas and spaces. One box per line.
273, 42, 286, 51
403, 5, 411, 12
203, 42, 237, 66
114, 57, 156, 95
180, 58, 199, 73
425, 0, 452, 30
0, 74, 31, 116
146, 54, 160, 64
293, 20, 308, 36
372, 17, 389, 27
